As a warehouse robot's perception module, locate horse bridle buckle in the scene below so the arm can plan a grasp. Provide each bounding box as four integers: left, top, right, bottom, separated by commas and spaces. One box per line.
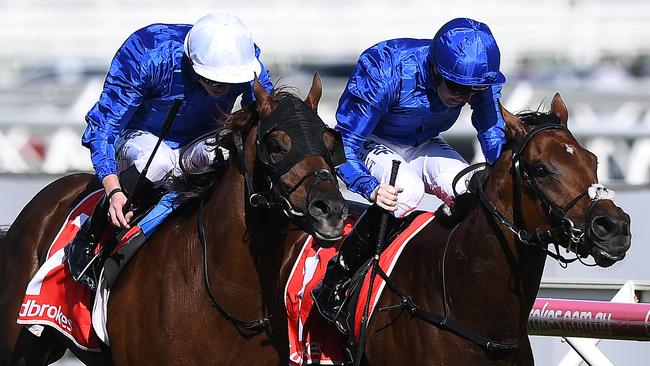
249, 193, 269, 208
561, 218, 584, 243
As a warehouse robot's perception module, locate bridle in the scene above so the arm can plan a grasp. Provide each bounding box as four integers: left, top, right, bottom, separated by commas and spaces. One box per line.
195, 95, 345, 333
237, 95, 345, 237
472, 123, 615, 265
234, 129, 339, 227
374, 122, 616, 352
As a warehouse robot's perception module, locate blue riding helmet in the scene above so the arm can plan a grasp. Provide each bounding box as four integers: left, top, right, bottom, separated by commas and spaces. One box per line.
428, 18, 506, 86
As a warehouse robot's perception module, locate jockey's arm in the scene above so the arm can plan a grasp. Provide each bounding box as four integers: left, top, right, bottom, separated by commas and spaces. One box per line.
83, 32, 151, 228
335, 50, 400, 209
469, 85, 507, 164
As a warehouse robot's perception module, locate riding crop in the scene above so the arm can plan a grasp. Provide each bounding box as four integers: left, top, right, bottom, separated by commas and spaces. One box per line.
77, 98, 183, 279
355, 159, 400, 366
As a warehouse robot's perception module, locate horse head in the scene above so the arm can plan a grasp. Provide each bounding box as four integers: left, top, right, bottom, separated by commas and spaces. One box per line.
494, 94, 631, 267
242, 73, 348, 241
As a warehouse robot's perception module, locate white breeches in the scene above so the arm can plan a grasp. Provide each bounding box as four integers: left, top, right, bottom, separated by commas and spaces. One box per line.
114, 130, 228, 187
361, 135, 469, 218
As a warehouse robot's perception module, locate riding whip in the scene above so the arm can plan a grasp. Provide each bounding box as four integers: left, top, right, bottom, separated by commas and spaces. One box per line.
77, 99, 184, 281
355, 159, 400, 366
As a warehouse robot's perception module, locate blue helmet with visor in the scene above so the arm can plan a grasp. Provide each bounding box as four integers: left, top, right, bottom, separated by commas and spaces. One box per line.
428, 18, 506, 87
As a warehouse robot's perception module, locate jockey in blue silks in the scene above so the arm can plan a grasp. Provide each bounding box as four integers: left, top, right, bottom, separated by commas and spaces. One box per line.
312, 18, 507, 325
64, 12, 274, 290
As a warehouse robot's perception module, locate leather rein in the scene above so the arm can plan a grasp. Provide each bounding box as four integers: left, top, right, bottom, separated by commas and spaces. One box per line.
195, 116, 339, 333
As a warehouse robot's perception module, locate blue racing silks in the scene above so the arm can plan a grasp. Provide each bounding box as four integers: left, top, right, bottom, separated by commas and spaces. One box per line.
335, 38, 506, 200
83, 23, 273, 180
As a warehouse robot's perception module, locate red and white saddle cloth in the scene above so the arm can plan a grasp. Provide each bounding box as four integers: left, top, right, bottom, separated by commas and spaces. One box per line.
16, 190, 141, 351
285, 211, 435, 365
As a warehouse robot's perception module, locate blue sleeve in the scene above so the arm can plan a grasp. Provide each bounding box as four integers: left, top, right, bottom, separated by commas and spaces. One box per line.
335, 48, 395, 200
82, 32, 150, 181
242, 44, 273, 106
469, 84, 507, 164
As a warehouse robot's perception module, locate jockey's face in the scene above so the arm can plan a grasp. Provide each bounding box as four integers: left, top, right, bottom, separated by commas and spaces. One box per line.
198, 75, 231, 97
436, 79, 475, 108
430, 66, 490, 108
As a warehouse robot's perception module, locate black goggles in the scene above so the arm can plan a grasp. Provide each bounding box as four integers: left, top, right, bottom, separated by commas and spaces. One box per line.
444, 78, 490, 94
431, 66, 490, 94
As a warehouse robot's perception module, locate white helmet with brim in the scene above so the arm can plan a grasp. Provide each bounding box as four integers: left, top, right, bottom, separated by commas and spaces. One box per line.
184, 13, 261, 84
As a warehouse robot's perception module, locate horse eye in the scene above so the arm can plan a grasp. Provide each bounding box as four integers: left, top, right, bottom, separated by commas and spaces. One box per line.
532, 164, 548, 177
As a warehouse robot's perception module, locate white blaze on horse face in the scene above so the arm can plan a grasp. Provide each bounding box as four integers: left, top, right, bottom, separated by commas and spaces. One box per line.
565, 144, 575, 155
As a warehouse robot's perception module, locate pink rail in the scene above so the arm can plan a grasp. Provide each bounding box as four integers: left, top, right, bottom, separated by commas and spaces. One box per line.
528, 298, 650, 340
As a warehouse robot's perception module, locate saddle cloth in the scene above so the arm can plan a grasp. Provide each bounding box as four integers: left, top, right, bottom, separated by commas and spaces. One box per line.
285, 211, 435, 365
16, 190, 145, 351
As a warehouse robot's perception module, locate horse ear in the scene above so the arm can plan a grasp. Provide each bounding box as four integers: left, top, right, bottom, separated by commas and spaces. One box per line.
254, 74, 274, 119
550, 93, 568, 127
304, 72, 322, 112
500, 101, 526, 143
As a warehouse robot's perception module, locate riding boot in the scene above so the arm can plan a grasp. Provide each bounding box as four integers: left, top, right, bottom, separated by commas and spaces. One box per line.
450, 192, 475, 218
311, 204, 382, 325
435, 192, 477, 227
63, 195, 110, 291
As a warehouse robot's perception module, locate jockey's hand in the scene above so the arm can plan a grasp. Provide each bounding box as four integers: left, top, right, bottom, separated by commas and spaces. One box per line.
108, 191, 133, 229
370, 183, 403, 212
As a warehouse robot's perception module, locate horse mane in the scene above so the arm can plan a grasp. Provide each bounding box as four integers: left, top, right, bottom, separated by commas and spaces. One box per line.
515, 110, 561, 126
496, 110, 562, 155
171, 87, 298, 202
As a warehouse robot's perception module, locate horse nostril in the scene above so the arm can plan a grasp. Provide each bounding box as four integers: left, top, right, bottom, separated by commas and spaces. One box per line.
622, 211, 632, 236
309, 199, 332, 217
590, 216, 620, 239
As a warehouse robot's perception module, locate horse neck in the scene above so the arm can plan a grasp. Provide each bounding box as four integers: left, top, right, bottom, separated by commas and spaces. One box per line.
438, 155, 548, 340
200, 133, 293, 301
201, 161, 249, 272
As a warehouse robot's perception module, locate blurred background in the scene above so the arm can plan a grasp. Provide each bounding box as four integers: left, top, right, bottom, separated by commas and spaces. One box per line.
1, 0, 649, 364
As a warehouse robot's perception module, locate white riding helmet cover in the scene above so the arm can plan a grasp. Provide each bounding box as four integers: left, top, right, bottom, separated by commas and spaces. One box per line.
184, 13, 262, 84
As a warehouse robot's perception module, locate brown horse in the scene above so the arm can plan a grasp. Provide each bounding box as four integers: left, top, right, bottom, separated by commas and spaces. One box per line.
337, 94, 631, 365
0, 74, 348, 365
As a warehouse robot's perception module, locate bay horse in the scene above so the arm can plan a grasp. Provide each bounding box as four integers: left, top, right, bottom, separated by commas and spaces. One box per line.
340, 94, 631, 365
0, 74, 348, 365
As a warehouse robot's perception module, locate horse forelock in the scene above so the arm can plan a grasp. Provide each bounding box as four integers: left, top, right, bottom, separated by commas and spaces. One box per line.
222, 87, 299, 135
